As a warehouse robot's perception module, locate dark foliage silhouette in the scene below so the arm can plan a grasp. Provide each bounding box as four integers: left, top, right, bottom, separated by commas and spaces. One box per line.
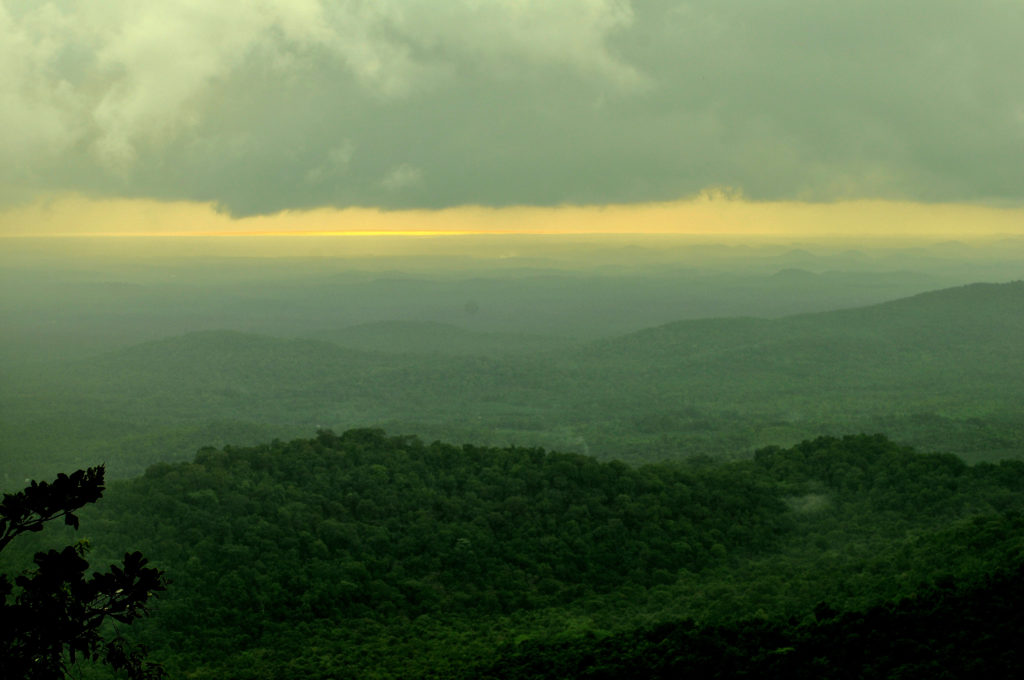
0, 466, 166, 680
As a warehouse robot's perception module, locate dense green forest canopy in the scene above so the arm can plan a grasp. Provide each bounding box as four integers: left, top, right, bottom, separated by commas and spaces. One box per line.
37, 429, 1024, 679
463, 564, 1024, 680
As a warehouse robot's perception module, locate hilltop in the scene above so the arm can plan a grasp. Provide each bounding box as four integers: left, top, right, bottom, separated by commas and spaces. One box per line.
51, 430, 1024, 678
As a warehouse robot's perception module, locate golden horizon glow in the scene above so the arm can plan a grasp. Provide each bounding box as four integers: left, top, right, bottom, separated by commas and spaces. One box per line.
2, 193, 1024, 242
5, 230, 498, 238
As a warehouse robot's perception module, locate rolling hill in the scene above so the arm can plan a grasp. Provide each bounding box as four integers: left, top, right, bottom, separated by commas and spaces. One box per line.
43, 431, 1024, 679
1, 281, 1021, 484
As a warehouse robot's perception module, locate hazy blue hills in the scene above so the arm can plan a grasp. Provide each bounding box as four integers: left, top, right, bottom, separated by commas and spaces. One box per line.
558, 281, 1024, 461
790, 279, 1024, 341
1, 281, 1022, 485
0, 257, 959, 364
579, 281, 1024, 395
598, 280, 1023, 356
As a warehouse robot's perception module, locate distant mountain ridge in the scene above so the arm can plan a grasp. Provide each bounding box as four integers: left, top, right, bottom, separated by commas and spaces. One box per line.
2, 281, 1021, 483
613, 280, 1023, 346
585, 281, 1024, 375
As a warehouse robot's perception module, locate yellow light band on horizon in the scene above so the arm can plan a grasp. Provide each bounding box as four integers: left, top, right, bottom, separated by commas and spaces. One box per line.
7, 230, 496, 238
2, 193, 1023, 240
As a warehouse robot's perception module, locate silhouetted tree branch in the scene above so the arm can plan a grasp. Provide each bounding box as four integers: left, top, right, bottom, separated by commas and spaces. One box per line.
0, 465, 167, 679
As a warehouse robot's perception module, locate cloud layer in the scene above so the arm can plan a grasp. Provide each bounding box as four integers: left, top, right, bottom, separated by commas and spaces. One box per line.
2, 0, 1022, 214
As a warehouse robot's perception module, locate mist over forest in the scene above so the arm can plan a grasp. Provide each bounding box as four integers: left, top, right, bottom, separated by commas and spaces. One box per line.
4, 1, 1024, 673
3, 236, 1022, 486
2, 233, 1023, 676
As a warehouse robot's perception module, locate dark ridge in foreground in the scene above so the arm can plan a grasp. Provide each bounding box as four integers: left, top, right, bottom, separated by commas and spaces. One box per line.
465, 561, 1024, 680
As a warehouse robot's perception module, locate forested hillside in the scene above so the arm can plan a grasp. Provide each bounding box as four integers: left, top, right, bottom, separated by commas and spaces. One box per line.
6, 2, 1024, 675
3, 281, 1022, 486
464, 565, 1024, 679
39, 430, 1024, 678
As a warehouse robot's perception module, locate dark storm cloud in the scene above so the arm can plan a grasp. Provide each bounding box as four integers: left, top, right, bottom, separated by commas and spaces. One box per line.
2, 0, 1022, 215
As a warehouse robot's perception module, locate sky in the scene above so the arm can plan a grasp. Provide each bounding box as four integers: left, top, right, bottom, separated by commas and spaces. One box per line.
2, 0, 1023, 240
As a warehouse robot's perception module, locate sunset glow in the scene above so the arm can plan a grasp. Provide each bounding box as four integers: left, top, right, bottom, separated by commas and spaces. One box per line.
4, 194, 1023, 245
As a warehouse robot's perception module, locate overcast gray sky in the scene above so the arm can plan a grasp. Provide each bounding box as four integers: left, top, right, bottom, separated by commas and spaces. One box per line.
3, 0, 1022, 216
